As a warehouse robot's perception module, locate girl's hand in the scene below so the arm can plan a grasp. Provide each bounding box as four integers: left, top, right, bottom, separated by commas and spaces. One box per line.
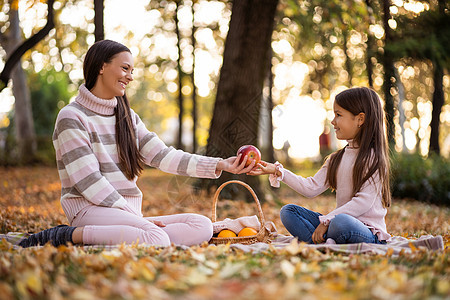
216, 154, 256, 175
312, 223, 328, 244
247, 161, 277, 176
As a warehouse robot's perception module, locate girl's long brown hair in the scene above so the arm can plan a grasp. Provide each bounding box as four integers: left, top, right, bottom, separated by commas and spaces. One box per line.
326, 87, 391, 208
84, 40, 144, 180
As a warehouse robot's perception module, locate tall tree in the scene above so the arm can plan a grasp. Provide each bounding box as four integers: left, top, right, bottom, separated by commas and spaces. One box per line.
0, 0, 55, 163
364, 0, 375, 88
338, 16, 352, 85
204, 0, 279, 197
429, 0, 447, 155
265, 50, 275, 164
94, 0, 104, 42
0, 0, 55, 91
381, 0, 396, 147
386, 0, 450, 154
174, 1, 185, 150
430, 61, 444, 154
191, 0, 198, 153
0, 3, 36, 162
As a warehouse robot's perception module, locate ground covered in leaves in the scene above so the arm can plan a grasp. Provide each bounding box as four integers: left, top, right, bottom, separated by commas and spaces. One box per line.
0, 166, 449, 299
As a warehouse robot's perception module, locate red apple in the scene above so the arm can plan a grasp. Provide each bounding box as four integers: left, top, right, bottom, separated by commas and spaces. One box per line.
237, 145, 261, 167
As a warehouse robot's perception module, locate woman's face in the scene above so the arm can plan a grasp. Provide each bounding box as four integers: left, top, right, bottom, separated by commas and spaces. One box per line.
92, 51, 134, 99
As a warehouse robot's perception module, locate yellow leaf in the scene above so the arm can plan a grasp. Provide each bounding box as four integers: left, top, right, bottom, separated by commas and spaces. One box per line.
0, 238, 13, 251
140, 265, 156, 281
385, 248, 394, 257
25, 272, 42, 294
436, 280, 450, 295
185, 269, 208, 285
390, 269, 407, 286
408, 242, 418, 252
219, 262, 246, 279
188, 248, 206, 262
284, 239, 301, 255
101, 249, 122, 262
16, 271, 43, 297
280, 260, 295, 279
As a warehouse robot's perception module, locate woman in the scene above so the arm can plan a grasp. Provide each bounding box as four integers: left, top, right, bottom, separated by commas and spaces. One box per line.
19, 40, 254, 248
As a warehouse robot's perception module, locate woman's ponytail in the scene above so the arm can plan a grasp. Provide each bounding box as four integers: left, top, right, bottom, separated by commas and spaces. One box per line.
115, 94, 144, 180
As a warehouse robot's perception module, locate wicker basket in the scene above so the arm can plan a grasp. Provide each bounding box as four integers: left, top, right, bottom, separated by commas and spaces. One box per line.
209, 180, 272, 245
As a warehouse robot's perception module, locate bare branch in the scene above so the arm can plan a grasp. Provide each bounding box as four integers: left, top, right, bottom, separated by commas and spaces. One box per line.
0, 0, 55, 91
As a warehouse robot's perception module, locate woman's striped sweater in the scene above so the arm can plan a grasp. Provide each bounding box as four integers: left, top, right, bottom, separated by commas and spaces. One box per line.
53, 85, 222, 223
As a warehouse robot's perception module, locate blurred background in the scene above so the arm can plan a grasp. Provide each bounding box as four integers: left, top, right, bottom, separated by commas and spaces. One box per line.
0, 0, 448, 205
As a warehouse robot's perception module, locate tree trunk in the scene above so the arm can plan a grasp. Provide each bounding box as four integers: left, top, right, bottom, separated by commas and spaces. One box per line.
341, 24, 352, 85
429, 0, 446, 155
3, 6, 37, 163
204, 0, 279, 199
258, 46, 275, 164
429, 63, 444, 155
191, 2, 198, 153
175, 2, 184, 150
343, 31, 352, 85
365, 0, 374, 88
394, 67, 407, 152
94, 0, 104, 42
382, 0, 396, 147
266, 53, 275, 164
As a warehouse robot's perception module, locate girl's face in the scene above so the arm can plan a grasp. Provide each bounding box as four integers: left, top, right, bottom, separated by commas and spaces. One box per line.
331, 102, 364, 141
92, 51, 134, 99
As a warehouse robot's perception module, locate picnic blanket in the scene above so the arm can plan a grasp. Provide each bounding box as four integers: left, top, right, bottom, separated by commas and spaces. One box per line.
210, 215, 445, 255
0, 232, 444, 256
227, 233, 445, 256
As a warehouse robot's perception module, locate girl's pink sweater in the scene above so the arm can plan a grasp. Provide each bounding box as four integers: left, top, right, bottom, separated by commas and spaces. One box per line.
269, 144, 390, 241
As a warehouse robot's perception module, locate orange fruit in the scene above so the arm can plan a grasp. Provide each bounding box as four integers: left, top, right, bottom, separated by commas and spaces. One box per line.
238, 227, 258, 237
218, 229, 237, 238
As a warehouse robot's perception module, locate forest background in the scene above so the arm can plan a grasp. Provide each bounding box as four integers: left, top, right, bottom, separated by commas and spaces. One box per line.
0, 1, 449, 299
0, 0, 449, 204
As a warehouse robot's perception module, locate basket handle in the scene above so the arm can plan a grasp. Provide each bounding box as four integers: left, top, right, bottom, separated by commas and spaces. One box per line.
211, 180, 266, 225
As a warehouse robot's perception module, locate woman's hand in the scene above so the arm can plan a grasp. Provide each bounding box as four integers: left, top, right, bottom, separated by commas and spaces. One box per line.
247, 161, 277, 176
216, 154, 256, 174
312, 223, 329, 244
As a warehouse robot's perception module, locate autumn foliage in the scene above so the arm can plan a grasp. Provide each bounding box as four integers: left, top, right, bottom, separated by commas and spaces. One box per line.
0, 166, 449, 299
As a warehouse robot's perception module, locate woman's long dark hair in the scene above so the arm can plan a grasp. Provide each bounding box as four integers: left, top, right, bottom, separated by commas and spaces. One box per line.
84, 40, 144, 180
326, 87, 391, 208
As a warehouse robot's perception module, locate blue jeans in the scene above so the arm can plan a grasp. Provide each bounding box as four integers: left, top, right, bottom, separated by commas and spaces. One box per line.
280, 204, 385, 244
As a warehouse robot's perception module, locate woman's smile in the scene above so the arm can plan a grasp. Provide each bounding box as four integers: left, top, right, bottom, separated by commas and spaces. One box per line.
91, 51, 134, 99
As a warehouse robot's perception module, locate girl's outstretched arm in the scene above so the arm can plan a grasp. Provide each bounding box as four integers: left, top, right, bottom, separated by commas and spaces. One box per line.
250, 160, 329, 197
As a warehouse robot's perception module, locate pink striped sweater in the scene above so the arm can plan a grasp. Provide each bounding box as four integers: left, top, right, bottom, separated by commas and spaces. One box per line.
53, 85, 222, 223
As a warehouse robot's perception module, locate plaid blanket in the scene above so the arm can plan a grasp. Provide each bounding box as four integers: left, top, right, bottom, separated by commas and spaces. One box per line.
228, 234, 444, 255
1, 232, 444, 256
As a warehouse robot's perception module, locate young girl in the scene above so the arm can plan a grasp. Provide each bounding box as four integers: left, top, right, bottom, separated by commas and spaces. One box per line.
19, 40, 254, 248
249, 87, 391, 244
